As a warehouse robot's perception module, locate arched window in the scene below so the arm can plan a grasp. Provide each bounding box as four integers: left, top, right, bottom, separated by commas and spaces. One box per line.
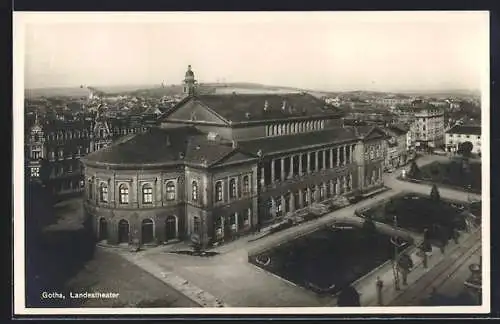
142, 184, 153, 204
119, 184, 129, 204
242, 175, 250, 195
191, 180, 199, 201
229, 178, 237, 199
215, 181, 223, 202
165, 181, 176, 200
99, 182, 108, 202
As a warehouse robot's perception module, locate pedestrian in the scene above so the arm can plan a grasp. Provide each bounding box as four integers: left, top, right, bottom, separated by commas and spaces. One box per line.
440, 242, 445, 254
422, 249, 428, 268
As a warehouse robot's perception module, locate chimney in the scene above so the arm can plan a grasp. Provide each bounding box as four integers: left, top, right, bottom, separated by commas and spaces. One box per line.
281, 100, 287, 111
245, 112, 251, 119
264, 100, 269, 111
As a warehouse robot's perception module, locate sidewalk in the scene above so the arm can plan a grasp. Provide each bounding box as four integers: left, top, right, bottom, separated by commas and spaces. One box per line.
118, 251, 227, 308
363, 227, 481, 306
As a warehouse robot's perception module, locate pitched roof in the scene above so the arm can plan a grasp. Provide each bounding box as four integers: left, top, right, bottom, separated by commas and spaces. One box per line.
170, 93, 343, 123
238, 127, 360, 156
446, 125, 481, 135
82, 126, 255, 168
384, 124, 409, 136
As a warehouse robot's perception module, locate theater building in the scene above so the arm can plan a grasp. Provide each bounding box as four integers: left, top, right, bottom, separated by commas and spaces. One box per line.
81, 66, 387, 247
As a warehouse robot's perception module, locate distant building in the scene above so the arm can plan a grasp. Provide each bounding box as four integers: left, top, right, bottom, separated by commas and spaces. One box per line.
445, 125, 481, 155
25, 109, 158, 200
370, 95, 413, 108
394, 101, 445, 151
81, 65, 388, 247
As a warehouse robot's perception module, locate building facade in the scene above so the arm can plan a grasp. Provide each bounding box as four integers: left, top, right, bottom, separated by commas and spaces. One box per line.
445, 125, 481, 155
394, 102, 444, 151
81, 66, 388, 248
25, 108, 157, 200
382, 124, 410, 170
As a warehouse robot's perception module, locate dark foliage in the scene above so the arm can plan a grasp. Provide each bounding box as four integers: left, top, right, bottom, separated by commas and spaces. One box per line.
408, 160, 421, 178
457, 141, 473, 158
337, 286, 361, 306
365, 194, 466, 243
430, 184, 441, 201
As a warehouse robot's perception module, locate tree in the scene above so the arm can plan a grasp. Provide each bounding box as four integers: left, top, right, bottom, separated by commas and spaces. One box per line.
361, 215, 377, 240
408, 160, 421, 179
337, 286, 361, 306
430, 184, 441, 202
457, 141, 473, 158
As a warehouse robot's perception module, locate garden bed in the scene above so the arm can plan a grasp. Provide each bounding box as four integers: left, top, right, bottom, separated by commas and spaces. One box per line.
361, 192, 466, 243
404, 160, 481, 194
249, 224, 408, 296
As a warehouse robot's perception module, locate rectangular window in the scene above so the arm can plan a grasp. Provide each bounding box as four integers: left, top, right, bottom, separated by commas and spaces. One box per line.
30, 167, 39, 177
143, 187, 153, 204
193, 216, 201, 234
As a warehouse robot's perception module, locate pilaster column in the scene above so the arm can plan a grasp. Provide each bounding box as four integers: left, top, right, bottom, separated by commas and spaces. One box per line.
280, 158, 285, 182
337, 147, 340, 167
271, 197, 276, 218
298, 189, 304, 208
298, 153, 303, 175
322, 150, 326, 170
307, 152, 311, 173
306, 187, 311, 205
330, 180, 334, 196
289, 155, 294, 178
260, 166, 265, 187
281, 195, 286, 215
289, 193, 295, 212
330, 148, 333, 169
271, 159, 275, 183
343, 146, 347, 166
315, 151, 319, 172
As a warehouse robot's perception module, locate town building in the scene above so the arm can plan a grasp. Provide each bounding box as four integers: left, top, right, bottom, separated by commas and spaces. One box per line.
445, 125, 482, 155
25, 107, 158, 200
394, 101, 445, 151
81, 65, 388, 248
382, 124, 412, 170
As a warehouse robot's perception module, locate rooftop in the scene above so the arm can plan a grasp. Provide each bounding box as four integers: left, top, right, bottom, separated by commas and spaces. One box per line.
169, 93, 343, 123
82, 126, 255, 168
445, 125, 481, 135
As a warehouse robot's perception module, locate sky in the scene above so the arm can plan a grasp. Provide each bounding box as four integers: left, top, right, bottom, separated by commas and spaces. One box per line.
16, 11, 489, 92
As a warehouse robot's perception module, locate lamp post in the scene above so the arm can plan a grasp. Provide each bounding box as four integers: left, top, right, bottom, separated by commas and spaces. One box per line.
392, 215, 400, 291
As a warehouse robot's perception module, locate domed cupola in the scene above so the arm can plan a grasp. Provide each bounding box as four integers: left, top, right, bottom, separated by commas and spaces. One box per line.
183, 65, 197, 96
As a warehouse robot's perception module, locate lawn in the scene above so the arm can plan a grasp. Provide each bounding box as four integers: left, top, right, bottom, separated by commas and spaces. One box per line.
411, 159, 481, 193
249, 224, 406, 295
363, 193, 466, 242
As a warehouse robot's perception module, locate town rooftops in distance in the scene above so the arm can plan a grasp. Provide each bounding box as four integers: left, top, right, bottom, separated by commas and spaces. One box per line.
160, 93, 343, 124
445, 124, 481, 135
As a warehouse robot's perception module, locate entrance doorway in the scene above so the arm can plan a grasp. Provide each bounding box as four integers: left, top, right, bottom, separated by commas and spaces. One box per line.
165, 215, 177, 241
118, 219, 129, 244
141, 218, 154, 244
98, 217, 108, 241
